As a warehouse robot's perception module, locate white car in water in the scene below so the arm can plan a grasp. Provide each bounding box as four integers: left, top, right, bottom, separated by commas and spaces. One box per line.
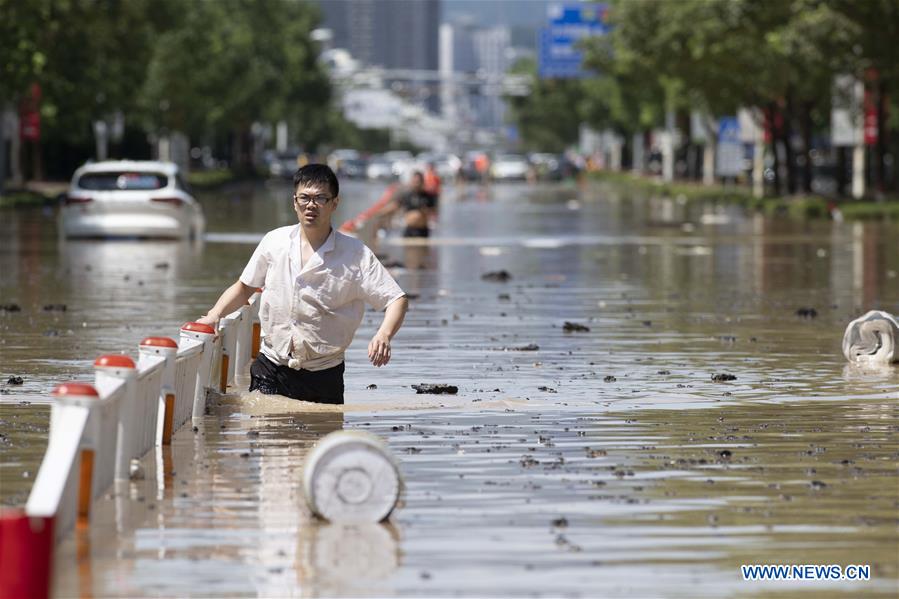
60, 161, 205, 240
491, 154, 531, 181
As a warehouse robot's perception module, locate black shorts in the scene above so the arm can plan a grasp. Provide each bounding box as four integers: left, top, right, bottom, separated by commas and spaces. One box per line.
403, 226, 429, 238
249, 354, 344, 404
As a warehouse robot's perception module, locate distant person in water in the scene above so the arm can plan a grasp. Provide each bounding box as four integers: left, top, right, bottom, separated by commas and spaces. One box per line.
378, 171, 436, 238
197, 164, 408, 404
423, 162, 442, 200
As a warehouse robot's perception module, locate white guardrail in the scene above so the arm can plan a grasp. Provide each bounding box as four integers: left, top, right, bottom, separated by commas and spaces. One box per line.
0, 293, 261, 598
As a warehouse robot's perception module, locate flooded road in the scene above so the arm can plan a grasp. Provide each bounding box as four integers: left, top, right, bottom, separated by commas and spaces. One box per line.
1, 180, 898, 596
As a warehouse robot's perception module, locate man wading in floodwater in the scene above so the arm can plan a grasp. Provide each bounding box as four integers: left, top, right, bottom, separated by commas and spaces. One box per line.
197, 164, 408, 404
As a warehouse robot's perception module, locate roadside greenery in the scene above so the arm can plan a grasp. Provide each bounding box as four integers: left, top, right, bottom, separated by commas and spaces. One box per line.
591, 170, 899, 220
507, 0, 899, 197
0, 0, 363, 183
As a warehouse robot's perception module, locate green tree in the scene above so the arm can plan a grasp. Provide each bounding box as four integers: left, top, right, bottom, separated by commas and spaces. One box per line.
142, 0, 331, 169
505, 57, 585, 152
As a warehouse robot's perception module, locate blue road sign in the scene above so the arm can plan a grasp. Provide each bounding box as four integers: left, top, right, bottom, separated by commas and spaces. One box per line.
716, 116, 742, 177
539, 3, 610, 79
717, 116, 740, 144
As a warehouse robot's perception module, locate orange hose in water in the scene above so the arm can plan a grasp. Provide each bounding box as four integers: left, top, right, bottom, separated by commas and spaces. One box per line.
339, 184, 397, 233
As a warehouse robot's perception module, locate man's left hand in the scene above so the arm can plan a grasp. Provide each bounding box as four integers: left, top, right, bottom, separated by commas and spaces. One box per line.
368, 332, 392, 367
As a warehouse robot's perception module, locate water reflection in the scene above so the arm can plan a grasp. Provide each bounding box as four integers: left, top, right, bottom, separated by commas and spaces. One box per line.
2, 181, 898, 596
60, 239, 202, 286
296, 522, 401, 597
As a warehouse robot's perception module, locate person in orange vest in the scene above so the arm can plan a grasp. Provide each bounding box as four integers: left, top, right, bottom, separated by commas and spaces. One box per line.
423, 162, 441, 199
422, 162, 441, 223
473, 153, 490, 184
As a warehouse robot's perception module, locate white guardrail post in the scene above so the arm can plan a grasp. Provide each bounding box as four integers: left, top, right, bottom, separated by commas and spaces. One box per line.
179, 322, 217, 422
5, 296, 266, 598
93, 355, 137, 481
134, 343, 166, 461
138, 337, 178, 447
218, 310, 242, 391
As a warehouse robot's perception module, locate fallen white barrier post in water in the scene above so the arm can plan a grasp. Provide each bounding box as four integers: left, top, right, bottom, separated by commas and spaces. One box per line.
0, 292, 263, 597
842, 310, 898, 365
304, 431, 402, 524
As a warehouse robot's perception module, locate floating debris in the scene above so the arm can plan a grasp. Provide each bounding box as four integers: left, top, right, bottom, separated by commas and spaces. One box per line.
0, 304, 21, 313
507, 343, 539, 352
796, 307, 818, 319
563, 321, 590, 333
537, 386, 557, 393
366, 383, 378, 390
711, 373, 737, 382
603, 375, 616, 383
412, 384, 458, 395
129, 459, 145, 481
6, 376, 24, 385
498, 293, 511, 301
42, 304, 67, 312
481, 270, 512, 282
718, 450, 732, 459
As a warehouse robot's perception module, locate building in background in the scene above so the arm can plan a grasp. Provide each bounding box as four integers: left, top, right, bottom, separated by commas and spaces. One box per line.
319, 0, 440, 112
318, 0, 540, 150
318, 0, 439, 72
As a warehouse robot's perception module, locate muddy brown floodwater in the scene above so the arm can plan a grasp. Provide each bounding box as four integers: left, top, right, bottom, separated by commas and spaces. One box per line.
1, 180, 898, 597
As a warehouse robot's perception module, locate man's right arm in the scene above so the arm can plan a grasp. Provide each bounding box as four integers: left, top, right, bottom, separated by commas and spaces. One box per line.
196, 281, 257, 327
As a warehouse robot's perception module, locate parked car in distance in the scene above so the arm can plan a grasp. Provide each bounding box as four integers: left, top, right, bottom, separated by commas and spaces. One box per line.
381, 150, 415, 180
528, 153, 563, 181
327, 149, 360, 174
416, 152, 462, 180
337, 157, 368, 179
491, 154, 530, 181
264, 149, 301, 178
60, 161, 205, 240
366, 155, 395, 180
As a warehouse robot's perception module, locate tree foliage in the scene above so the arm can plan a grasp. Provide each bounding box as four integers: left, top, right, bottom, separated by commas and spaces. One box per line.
0, 0, 345, 175
506, 0, 897, 193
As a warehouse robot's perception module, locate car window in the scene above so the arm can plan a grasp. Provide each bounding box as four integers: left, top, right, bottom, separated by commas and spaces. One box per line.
78, 172, 168, 191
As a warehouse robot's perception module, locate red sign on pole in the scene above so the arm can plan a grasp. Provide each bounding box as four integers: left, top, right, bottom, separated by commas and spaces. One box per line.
863, 90, 878, 146
19, 82, 41, 142
863, 70, 878, 146
20, 111, 40, 141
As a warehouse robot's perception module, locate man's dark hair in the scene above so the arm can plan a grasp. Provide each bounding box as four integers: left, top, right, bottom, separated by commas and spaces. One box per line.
293, 163, 339, 198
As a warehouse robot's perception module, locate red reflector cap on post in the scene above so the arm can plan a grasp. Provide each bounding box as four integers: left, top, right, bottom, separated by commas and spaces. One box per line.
139, 336, 178, 348
181, 322, 215, 335
93, 355, 136, 369
52, 382, 100, 398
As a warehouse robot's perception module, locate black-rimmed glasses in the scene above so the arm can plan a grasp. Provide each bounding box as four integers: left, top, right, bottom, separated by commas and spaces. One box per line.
293, 193, 333, 207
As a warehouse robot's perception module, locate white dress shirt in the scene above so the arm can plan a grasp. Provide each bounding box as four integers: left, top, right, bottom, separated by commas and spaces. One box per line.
239, 225, 404, 371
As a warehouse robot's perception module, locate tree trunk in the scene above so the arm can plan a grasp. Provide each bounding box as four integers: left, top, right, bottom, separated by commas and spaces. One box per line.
874, 78, 887, 196
0, 108, 7, 196
783, 92, 796, 195
800, 101, 813, 194
701, 115, 717, 186
836, 146, 847, 197
767, 104, 781, 195
31, 140, 43, 182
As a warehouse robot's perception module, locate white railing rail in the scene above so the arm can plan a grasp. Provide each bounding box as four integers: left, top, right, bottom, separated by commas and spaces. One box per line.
3, 292, 262, 597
